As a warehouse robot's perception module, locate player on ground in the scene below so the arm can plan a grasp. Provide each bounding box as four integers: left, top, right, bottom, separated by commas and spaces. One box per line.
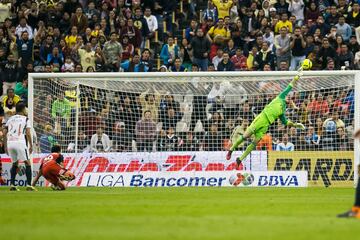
337, 129, 360, 218
3, 101, 35, 191
226, 68, 305, 165
32, 145, 75, 190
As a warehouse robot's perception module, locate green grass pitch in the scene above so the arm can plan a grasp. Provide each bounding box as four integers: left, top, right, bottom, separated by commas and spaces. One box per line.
0, 187, 358, 240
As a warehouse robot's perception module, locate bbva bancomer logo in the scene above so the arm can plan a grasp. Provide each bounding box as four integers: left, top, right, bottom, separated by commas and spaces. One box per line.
229, 173, 299, 187
85, 173, 301, 187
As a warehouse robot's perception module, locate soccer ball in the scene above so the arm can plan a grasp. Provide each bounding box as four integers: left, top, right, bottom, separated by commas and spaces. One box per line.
302, 59, 312, 70
242, 173, 255, 186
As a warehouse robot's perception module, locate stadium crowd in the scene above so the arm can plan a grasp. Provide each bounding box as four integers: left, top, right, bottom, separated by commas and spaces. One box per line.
0, 0, 357, 153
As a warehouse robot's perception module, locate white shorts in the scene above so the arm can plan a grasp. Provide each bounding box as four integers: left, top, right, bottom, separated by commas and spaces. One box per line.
7, 141, 29, 162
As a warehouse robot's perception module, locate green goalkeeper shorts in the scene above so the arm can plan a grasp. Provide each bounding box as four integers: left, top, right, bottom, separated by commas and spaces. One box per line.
247, 113, 270, 140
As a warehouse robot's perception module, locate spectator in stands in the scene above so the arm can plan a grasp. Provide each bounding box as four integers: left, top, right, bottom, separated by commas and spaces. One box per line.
288, 0, 305, 26
77, 42, 96, 72
47, 47, 64, 68
203, 1, 218, 22
207, 18, 231, 45
170, 57, 186, 72
326, 6, 340, 26
310, 15, 330, 36
15, 17, 33, 39
180, 131, 200, 151
158, 127, 181, 152
120, 53, 149, 72
39, 124, 58, 153
275, 0, 290, 15
189, 28, 211, 71
348, 36, 359, 55
202, 123, 223, 151
279, 60, 290, 70
14, 78, 28, 103
347, 3, 360, 30
324, 111, 345, 129
254, 41, 275, 70
275, 13, 293, 34
212, 0, 233, 19
336, 15, 352, 42
103, 32, 123, 72
336, 127, 349, 151
112, 121, 132, 152
160, 36, 179, 66
135, 110, 156, 152
217, 52, 235, 71
303, 126, 320, 150
317, 38, 336, 69
90, 127, 111, 152
40, 35, 54, 65
308, 93, 330, 122
275, 26, 291, 68
212, 48, 224, 70
337, 43, 354, 70
2, 88, 20, 118
185, 19, 198, 42
144, 7, 158, 40
0, 54, 21, 95
71, 7, 88, 34
231, 48, 247, 71
305, 2, 320, 24
133, 7, 150, 48
163, 108, 183, 131
325, 58, 336, 70
243, 9, 260, 38
322, 118, 338, 150
51, 92, 72, 135
276, 133, 294, 151
65, 26, 80, 49
139, 88, 161, 123
290, 26, 306, 70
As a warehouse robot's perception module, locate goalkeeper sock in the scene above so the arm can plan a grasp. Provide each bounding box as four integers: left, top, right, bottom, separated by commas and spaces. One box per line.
238, 143, 257, 162
230, 135, 244, 151
10, 165, 17, 186
25, 165, 32, 186
354, 177, 360, 207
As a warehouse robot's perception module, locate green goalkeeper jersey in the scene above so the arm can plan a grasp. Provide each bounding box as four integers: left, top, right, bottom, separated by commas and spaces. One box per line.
262, 83, 293, 125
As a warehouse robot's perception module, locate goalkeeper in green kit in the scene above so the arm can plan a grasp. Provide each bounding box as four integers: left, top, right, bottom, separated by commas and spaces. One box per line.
226, 68, 305, 165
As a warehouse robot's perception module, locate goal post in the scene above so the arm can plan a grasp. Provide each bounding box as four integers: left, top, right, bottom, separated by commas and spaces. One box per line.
28, 71, 360, 187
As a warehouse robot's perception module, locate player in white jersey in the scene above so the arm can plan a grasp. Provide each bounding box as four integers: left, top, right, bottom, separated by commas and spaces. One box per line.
3, 102, 35, 191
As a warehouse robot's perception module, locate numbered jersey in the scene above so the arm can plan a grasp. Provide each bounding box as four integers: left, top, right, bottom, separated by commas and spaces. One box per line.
5, 115, 31, 144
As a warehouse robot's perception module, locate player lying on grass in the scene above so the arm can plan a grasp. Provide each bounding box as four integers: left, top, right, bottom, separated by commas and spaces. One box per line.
32, 145, 75, 190
338, 129, 360, 219
226, 68, 305, 165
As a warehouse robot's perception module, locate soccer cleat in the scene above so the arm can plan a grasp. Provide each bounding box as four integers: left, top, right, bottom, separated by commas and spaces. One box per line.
236, 157, 242, 167
337, 207, 360, 218
26, 186, 37, 191
226, 151, 233, 160
10, 185, 20, 191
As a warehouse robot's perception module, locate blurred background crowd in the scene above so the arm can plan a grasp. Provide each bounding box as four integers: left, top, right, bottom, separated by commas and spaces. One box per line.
0, 0, 357, 153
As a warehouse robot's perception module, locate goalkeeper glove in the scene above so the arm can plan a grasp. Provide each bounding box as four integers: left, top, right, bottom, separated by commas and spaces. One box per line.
294, 123, 305, 130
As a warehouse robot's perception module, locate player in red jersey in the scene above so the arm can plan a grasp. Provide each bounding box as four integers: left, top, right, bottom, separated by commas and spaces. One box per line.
32, 145, 75, 190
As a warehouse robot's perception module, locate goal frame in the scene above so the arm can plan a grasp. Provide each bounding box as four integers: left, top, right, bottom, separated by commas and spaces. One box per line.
28, 70, 360, 185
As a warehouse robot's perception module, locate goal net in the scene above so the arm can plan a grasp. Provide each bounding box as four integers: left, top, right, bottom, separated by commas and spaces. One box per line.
28, 71, 360, 187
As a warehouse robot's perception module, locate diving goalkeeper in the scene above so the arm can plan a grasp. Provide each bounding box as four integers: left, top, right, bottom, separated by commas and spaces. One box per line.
226, 68, 305, 165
